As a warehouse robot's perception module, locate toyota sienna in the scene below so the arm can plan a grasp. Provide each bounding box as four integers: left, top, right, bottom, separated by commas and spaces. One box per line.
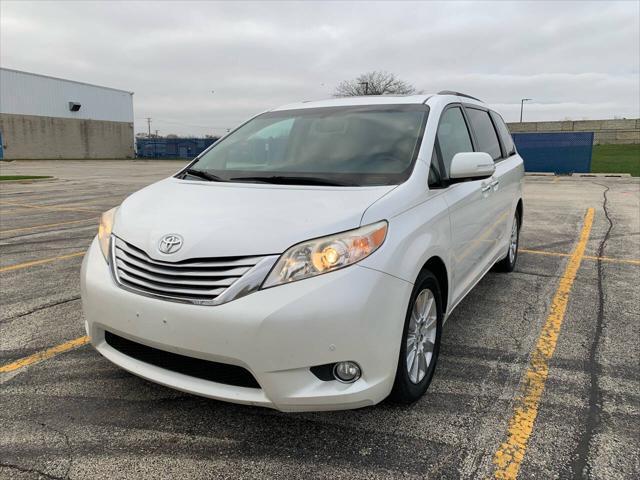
81, 91, 524, 411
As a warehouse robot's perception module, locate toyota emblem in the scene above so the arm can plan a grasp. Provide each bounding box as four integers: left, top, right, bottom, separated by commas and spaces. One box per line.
158, 234, 183, 254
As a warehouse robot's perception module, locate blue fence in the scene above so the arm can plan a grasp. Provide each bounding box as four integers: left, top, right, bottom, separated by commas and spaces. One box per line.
136, 138, 218, 159
512, 132, 593, 174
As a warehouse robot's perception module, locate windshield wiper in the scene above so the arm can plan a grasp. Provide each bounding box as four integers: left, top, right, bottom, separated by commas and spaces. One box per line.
229, 175, 355, 187
181, 168, 226, 182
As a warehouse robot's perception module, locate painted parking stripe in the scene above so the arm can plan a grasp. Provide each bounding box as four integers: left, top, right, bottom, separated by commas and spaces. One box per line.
0, 217, 97, 235
0, 336, 90, 373
0, 252, 85, 272
520, 248, 640, 266
492, 208, 595, 479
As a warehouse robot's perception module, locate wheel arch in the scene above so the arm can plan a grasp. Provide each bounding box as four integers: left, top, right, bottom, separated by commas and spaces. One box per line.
516, 198, 523, 224
421, 256, 449, 314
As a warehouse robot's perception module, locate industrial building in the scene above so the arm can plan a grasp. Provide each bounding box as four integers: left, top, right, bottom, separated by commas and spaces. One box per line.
0, 68, 134, 159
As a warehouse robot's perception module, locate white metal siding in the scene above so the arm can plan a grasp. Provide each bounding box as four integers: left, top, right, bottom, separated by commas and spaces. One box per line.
0, 68, 133, 123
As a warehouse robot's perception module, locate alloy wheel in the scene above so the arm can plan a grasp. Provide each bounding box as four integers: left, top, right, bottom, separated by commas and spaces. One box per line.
406, 289, 438, 384
509, 216, 519, 264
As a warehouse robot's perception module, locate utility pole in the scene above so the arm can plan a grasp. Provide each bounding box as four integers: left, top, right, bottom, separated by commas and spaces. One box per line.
359, 81, 369, 95
520, 99, 531, 123
154, 129, 159, 138
146, 117, 152, 137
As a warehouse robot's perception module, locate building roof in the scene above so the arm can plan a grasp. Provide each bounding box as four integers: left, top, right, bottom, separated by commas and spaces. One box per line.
0, 67, 133, 94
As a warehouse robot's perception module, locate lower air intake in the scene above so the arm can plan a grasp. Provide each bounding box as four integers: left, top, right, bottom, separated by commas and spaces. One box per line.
104, 331, 260, 389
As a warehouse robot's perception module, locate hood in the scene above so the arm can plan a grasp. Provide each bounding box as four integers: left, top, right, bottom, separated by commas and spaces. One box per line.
113, 177, 395, 260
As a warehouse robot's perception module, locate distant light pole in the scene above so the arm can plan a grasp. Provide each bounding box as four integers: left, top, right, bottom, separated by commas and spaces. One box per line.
359, 81, 370, 95
520, 98, 532, 123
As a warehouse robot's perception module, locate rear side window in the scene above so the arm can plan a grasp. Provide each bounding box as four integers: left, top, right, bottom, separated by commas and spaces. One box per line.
435, 107, 473, 177
466, 108, 502, 160
490, 111, 516, 157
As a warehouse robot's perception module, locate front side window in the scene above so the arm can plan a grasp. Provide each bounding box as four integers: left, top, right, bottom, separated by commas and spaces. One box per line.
435, 106, 474, 177
186, 105, 429, 186
466, 108, 502, 160
428, 149, 442, 188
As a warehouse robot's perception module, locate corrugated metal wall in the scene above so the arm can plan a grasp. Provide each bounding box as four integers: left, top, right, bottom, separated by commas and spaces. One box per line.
0, 68, 133, 123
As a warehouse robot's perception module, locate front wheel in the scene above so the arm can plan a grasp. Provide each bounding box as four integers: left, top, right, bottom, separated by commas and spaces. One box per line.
388, 270, 443, 404
495, 212, 520, 272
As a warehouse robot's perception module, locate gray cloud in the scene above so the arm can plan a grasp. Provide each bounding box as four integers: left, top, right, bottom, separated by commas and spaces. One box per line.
2, 0, 638, 136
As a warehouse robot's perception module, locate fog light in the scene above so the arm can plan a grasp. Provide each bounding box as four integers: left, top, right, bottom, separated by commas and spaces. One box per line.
333, 361, 361, 383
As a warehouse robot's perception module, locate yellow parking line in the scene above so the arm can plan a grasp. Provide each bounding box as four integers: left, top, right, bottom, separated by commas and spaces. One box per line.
520, 248, 640, 266
492, 208, 595, 479
520, 249, 570, 259
0, 217, 97, 234
0, 336, 90, 373
0, 251, 85, 272
0, 200, 102, 213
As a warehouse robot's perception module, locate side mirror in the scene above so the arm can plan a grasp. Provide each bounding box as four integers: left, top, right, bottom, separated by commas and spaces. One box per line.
449, 152, 495, 180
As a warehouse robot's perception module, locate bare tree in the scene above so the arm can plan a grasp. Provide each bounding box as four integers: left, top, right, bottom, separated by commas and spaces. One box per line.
334, 71, 417, 97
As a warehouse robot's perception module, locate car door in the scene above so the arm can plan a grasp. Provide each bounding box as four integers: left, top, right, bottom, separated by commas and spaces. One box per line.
490, 110, 524, 258
435, 105, 496, 305
464, 106, 510, 262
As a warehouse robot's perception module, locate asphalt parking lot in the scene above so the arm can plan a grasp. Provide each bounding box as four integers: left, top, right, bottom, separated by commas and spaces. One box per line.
1, 160, 638, 479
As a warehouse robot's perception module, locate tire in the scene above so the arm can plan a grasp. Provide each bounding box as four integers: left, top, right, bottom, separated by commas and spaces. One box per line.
494, 212, 520, 273
388, 270, 443, 404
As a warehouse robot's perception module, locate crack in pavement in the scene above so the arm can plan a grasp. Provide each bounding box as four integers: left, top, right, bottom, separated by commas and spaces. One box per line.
570, 182, 612, 479
464, 278, 547, 479
39, 421, 74, 480
0, 296, 81, 325
514, 269, 561, 279
0, 461, 66, 480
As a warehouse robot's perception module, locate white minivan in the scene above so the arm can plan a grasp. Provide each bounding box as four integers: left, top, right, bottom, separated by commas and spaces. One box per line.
81, 91, 524, 411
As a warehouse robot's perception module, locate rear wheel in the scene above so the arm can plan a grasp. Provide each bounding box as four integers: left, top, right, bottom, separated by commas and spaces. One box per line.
495, 212, 520, 272
389, 270, 443, 404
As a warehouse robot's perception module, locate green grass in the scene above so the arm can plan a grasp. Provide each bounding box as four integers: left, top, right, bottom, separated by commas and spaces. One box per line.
591, 144, 640, 176
0, 175, 53, 181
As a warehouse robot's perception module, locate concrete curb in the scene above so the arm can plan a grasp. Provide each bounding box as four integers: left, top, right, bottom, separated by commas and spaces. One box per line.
572, 173, 632, 178
525, 172, 632, 178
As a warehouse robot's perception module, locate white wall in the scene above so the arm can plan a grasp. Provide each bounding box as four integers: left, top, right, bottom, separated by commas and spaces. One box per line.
0, 68, 133, 123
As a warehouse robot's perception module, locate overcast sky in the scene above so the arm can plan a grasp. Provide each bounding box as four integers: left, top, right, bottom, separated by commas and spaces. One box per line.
2, 1, 639, 136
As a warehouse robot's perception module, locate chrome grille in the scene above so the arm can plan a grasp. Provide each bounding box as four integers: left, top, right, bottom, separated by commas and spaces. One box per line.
111, 237, 270, 305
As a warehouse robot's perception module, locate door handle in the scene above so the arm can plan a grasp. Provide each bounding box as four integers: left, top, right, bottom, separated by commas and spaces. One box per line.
481, 184, 492, 193
490, 179, 500, 190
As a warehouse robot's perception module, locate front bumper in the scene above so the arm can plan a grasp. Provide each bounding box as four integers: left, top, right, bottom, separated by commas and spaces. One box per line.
81, 237, 412, 411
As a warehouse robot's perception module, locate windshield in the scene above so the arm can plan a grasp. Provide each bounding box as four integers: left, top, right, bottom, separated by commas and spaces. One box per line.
184, 105, 429, 186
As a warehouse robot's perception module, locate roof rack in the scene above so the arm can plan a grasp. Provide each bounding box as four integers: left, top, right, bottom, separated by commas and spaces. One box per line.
437, 90, 483, 102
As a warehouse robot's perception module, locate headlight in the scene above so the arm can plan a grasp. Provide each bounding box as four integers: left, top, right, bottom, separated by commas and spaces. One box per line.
98, 207, 117, 262
262, 221, 388, 288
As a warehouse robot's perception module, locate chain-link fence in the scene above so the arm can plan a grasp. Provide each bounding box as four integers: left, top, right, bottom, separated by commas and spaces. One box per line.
136, 138, 218, 159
